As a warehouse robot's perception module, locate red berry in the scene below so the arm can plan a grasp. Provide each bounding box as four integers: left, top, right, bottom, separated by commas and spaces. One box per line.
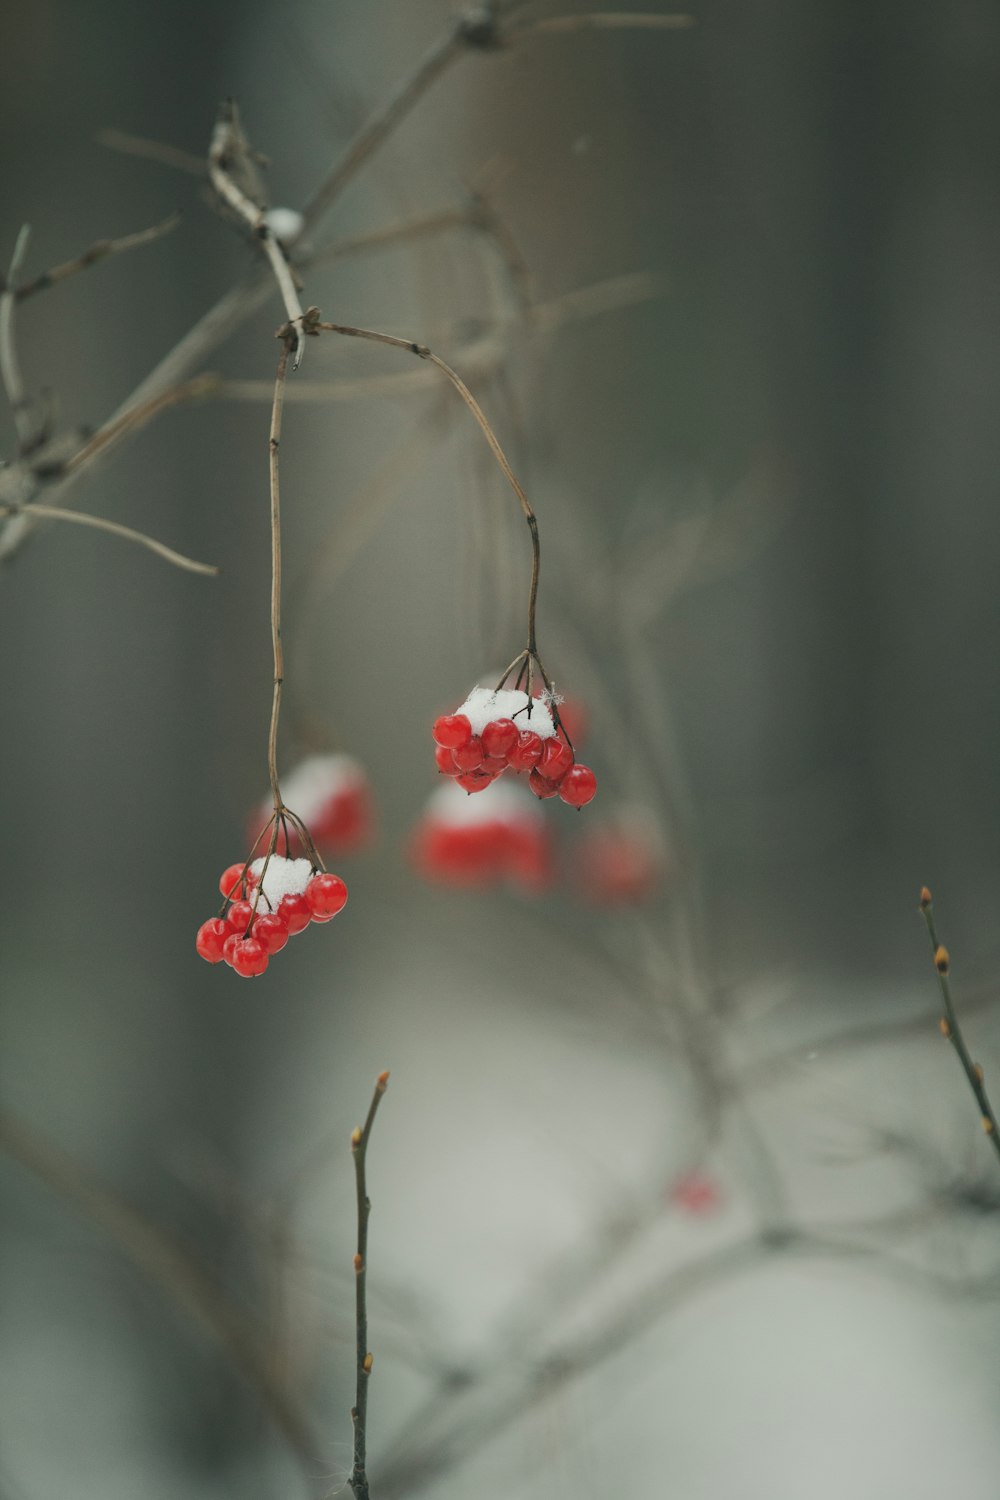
222, 932, 241, 966
434, 744, 459, 774
306, 872, 348, 919
456, 770, 495, 793
278, 892, 312, 934
254, 912, 289, 954
451, 735, 484, 772
481, 718, 518, 759
231, 937, 269, 978
481, 754, 509, 776
196, 917, 231, 964
538, 737, 574, 783
227, 899, 255, 935
433, 714, 472, 750
508, 730, 543, 772
558, 764, 597, 807
529, 768, 561, 799
218, 863, 245, 899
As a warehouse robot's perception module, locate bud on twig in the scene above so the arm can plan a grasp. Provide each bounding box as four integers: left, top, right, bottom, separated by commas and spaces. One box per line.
935, 945, 950, 975
939, 1016, 951, 1039
920, 886, 932, 909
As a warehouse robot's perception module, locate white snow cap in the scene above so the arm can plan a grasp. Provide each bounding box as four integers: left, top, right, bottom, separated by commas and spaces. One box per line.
264, 207, 304, 244
457, 686, 556, 739
427, 777, 543, 828
248, 854, 312, 913
277, 754, 365, 822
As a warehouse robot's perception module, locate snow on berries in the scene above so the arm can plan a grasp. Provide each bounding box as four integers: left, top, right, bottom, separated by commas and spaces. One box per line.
249, 755, 373, 857
195, 853, 348, 978
411, 779, 552, 890
432, 685, 597, 807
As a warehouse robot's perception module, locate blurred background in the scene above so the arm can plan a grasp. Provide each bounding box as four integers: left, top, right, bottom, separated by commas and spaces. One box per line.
3, 1, 1000, 1496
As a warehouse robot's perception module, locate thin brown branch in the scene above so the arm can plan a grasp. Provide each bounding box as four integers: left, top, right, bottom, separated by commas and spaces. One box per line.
97, 127, 207, 176
313, 318, 541, 649
0, 500, 217, 575
919, 888, 1000, 1170
350, 1071, 390, 1500
512, 12, 694, 41
62, 373, 221, 475
0, 225, 33, 449
0, 1106, 320, 1471
14, 213, 182, 302
267, 336, 292, 807
208, 102, 308, 367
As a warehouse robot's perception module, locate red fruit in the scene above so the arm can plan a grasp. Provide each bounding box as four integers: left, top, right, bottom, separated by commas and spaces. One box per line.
222, 932, 241, 966
306, 872, 348, 919
433, 714, 472, 750
218, 863, 245, 899
529, 768, 561, 799
481, 754, 509, 776
278, 892, 312, 934
227, 899, 255, 935
508, 730, 544, 772
538, 737, 574, 783
254, 912, 289, 954
434, 744, 459, 774
231, 937, 269, 978
481, 718, 518, 759
451, 735, 484, 772
559, 764, 597, 808
456, 770, 495, 793
196, 918, 231, 964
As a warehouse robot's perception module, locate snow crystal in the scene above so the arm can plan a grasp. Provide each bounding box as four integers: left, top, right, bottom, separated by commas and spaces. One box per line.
247, 854, 312, 913
427, 778, 543, 828
457, 686, 556, 739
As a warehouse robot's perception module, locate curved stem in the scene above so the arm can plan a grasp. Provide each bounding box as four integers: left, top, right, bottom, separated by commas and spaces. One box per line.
315, 320, 541, 653
0, 501, 218, 576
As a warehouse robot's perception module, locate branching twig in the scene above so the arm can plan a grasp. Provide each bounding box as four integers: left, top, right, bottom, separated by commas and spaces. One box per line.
208, 102, 308, 367
919, 887, 1000, 1169
350, 1071, 390, 1500
14, 212, 181, 302
0, 501, 218, 576
0, 225, 33, 450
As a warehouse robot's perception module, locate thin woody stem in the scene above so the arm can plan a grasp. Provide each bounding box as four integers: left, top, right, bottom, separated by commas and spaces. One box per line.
350, 1071, 390, 1500
267, 337, 291, 809
14, 212, 182, 302
0, 501, 218, 576
920, 889, 1000, 1170
314, 320, 541, 653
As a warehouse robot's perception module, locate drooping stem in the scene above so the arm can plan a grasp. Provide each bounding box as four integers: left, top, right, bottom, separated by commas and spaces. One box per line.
314, 320, 541, 652
350, 1071, 390, 1500
267, 337, 291, 809
920, 888, 1000, 1170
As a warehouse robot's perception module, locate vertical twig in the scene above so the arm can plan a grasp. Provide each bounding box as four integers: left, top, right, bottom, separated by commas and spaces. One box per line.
919, 886, 1000, 1169
0, 225, 34, 449
350, 1070, 390, 1500
267, 334, 292, 809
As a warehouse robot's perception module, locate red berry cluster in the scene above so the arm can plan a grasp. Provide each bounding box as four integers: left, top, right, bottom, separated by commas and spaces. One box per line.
195, 857, 347, 978
432, 687, 597, 807
411, 783, 551, 890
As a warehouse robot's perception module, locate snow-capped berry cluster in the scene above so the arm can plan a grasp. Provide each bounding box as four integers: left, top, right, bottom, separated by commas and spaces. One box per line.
433, 686, 597, 807
195, 854, 347, 978
411, 779, 552, 890
250, 755, 374, 857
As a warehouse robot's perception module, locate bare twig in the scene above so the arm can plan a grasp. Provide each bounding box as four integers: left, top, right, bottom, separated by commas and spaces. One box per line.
511, 12, 694, 41
0, 225, 33, 449
97, 127, 207, 176
267, 335, 292, 806
208, 102, 308, 367
62, 373, 221, 475
919, 887, 1000, 1170
0, 500, 218, 575
350, 1071, 390, 1500
0, 1106, 319, 1472
14, 213, 182, 302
